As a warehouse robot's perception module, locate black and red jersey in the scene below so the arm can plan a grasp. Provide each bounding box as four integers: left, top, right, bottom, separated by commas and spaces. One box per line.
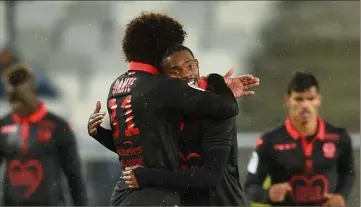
104, 62, 238, 206
128, 76, 248, 206
0, 102, 87, 206
245, 117, 355, 206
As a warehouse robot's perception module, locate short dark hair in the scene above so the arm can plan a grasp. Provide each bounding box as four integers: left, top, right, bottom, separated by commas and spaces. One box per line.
287, 71, 319, 95
162, 44, 194, 60
122, 12, 187, 68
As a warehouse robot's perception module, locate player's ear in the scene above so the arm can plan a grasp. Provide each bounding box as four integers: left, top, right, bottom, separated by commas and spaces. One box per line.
316, 93, 322, 107
284, 94, 290, 108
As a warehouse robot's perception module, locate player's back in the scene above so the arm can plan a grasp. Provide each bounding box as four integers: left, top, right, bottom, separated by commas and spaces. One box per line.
180, 116, 248, 206
108, 70, 181, 205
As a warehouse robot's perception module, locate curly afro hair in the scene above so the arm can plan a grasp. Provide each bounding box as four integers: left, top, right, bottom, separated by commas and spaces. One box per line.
122, 12, 187, 68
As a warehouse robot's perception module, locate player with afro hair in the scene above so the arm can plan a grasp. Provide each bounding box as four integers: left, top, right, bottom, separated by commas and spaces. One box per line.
90, 11, 241, 206
122, 12, 187, 69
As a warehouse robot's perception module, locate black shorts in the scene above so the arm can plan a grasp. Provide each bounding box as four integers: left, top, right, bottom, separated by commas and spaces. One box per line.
110, 180, 180, 206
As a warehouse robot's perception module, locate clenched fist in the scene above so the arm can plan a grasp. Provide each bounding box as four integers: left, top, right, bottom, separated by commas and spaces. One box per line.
269, 183, 292, 202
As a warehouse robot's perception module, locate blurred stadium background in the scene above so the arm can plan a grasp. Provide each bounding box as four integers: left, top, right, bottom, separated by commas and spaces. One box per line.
0, 1, 359, 206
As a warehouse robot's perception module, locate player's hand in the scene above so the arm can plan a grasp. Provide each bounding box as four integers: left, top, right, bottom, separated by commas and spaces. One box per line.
323, 193, 345, 207
88, 101, 106, 136
223, 68, 260, 98
269, 183, 292, 202
123, 165, 143, 189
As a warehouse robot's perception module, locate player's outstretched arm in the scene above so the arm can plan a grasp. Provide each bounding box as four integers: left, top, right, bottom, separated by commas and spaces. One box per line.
87, 101, 117, 153
91, 125, 116, 153
244, 137, 272, 203
158, 73, 239, 119
126, 118, 235, 188
56, 121, 87, 206
335, 129, 355, 199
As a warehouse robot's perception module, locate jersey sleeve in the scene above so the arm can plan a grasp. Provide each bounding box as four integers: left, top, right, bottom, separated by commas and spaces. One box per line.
157, 74, 238, 119
89, 126, 117, 153
244, 136, 272, 203
132, 117, 235, 188
335, 129, 355, 199
56, 121, 87, 206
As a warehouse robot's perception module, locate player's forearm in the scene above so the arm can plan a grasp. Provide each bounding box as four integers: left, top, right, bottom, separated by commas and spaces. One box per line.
197, 73, 238, 118
336, 136, 355, 199
195, 93, 238, 119
61, 155, 87, 206
163, 74, 238, 119
245, 184, 270, 203
92, 126, 117, 153
67, 174, 88, 206
60, 143, 87, 205
135, 167, 219, 188
336, 174, 355, 199
134, 147, 231, 188
62, 153, 88, 205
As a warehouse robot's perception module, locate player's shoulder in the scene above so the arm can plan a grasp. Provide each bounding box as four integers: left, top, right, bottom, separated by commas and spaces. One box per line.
260, 125, 288, 144
323, 120, 350, 142
324, 120, 347, 133
109, 73, 127, 89
44, 111, 69, 127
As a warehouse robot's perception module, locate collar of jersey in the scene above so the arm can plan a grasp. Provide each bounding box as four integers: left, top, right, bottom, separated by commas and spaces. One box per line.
285, 116, 326, 140
12, 101, 48, 123
128, 62, 159, 75
199, 78, 208, 90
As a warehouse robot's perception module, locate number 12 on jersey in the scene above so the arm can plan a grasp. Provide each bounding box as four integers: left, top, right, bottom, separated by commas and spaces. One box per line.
108, 95, 140, 139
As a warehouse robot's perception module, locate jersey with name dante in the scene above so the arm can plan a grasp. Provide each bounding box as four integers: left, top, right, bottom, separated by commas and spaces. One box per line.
106, 62, 238, 206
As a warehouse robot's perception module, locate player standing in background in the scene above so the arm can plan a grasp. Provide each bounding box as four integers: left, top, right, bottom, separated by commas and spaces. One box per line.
0, 64, 87, 206
97, 12, 239, 206
244, 72, 354, 206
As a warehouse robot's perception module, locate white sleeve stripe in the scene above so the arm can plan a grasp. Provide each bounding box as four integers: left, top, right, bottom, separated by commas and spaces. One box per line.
247, 151, 259, 174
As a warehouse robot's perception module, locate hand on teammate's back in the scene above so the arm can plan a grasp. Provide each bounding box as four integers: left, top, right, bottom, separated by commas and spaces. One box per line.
323, 193, 345, 207
88, 101, 106, 136
222, 68, 260, 98
123, 165, 143, 189
269, 183, 292, 202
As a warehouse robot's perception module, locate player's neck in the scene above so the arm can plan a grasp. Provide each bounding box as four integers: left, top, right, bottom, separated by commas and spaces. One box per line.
16, 101, 39, 117
290, 116, 318, 137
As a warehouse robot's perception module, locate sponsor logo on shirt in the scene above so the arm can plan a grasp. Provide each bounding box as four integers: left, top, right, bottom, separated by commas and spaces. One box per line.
0, 125, 18, 134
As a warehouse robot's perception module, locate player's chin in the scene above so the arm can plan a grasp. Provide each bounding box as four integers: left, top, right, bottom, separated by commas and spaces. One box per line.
10, 101, 25, 113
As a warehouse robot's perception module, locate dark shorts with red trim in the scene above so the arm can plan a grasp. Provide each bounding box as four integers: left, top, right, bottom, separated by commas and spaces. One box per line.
110, 179, 180, 206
